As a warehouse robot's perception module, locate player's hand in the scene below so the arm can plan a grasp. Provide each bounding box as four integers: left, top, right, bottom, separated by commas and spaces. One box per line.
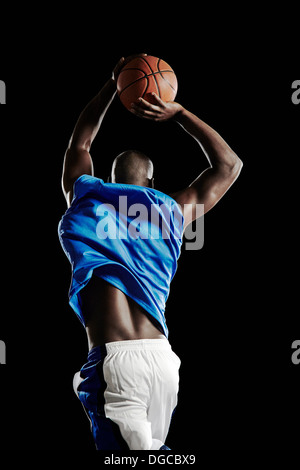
112, 53, 147, 84
130, 93, 183, 122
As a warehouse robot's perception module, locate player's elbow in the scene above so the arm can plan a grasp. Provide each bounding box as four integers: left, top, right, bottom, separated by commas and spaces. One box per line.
218, 151, 243, 180
230, 154, 243, 178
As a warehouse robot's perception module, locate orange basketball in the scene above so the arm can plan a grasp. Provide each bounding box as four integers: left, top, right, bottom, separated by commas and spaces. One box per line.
117, 55, 178, 111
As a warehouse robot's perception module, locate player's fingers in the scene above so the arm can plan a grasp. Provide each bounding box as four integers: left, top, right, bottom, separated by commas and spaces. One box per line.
150, 93, 166, 107
135, 97, 161, 112
130, 103, 159, 119
123, 53, 147, 66
130, 108, 153, 119
112, 57, 125, 81
130, 104, 155, 116
131, 103, 159, 116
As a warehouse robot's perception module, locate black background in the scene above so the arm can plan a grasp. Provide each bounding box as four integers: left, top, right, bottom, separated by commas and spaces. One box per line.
0, 6, 299, 452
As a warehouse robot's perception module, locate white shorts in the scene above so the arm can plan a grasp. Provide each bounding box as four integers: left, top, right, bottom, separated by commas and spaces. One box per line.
103, 338, 181, 450
74, 338, 181, 450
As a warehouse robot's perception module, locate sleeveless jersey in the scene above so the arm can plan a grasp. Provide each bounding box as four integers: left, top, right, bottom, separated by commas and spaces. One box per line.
58, 174, 184, 337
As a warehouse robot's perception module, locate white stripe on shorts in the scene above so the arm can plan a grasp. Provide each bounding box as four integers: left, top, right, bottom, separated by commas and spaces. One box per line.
103, 338, 180, 450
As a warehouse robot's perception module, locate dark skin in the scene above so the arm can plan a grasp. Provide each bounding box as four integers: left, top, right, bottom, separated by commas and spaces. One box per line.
81, 277, 165, 349
62, 54, 243, 349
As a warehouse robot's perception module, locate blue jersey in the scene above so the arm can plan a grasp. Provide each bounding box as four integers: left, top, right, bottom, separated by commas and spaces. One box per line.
58, 175, 184, 337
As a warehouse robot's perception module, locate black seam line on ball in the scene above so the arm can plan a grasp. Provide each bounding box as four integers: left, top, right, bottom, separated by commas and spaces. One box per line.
119, 70, 174, 97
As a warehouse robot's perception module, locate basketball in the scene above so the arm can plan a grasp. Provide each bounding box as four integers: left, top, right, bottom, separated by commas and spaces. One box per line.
117, 55, 178, 111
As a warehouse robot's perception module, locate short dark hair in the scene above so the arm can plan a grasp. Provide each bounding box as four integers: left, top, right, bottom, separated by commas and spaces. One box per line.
111, 150, 154, 187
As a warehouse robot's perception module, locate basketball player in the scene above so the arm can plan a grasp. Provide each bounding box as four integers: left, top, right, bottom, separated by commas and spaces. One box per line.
58, 55, 243, 450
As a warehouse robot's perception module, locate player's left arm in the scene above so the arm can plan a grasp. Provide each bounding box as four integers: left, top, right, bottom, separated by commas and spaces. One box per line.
61, 77, 117, 207
62, 54, 147, 207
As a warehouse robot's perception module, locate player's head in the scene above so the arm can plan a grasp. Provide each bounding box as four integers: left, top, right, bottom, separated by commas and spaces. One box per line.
111, 150, 154, 187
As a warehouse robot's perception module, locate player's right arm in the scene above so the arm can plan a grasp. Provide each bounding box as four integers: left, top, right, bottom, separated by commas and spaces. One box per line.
171, 108, 243, 228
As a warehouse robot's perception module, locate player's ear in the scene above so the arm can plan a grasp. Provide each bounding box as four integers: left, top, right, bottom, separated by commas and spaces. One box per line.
149, 177, 154, 188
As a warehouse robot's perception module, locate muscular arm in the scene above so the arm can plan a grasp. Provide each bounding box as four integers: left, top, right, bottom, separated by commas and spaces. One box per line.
62, 55, 147, 206
131, 95, 243, 229
62, 78, 117, 206
172, 108, 243, 226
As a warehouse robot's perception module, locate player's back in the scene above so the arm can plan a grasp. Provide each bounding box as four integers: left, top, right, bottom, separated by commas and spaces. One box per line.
81, 275, 165, 348
58, 174, 184, 340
